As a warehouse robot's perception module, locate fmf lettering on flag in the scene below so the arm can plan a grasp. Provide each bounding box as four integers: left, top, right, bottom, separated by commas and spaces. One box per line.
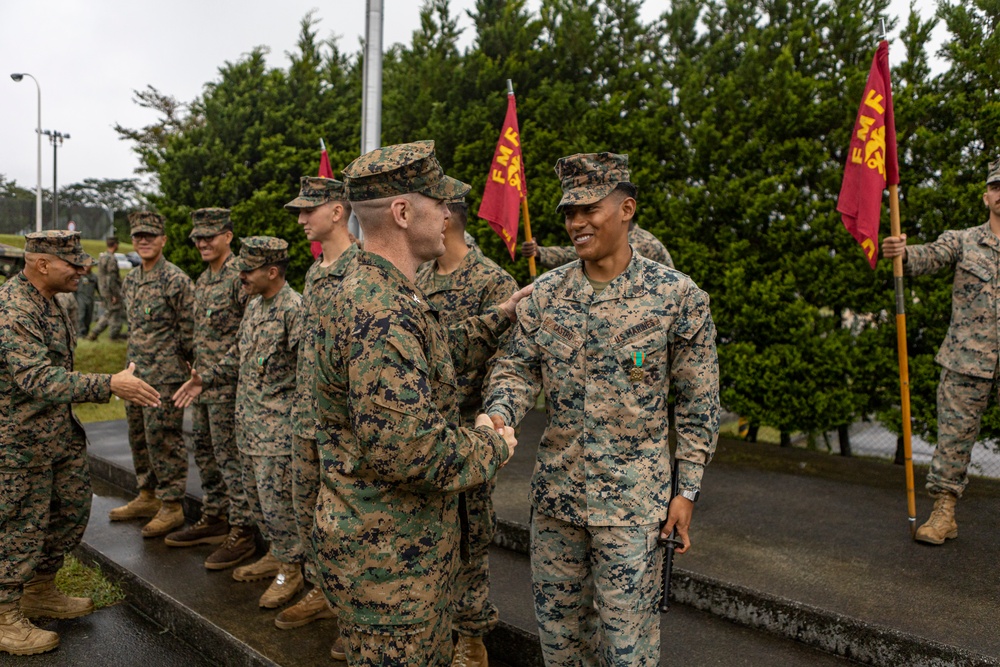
837, 40, 899, 269
479, 95, 527, 260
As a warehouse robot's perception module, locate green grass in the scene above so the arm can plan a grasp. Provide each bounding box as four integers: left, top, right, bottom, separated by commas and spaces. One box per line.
73, 336, 129, 423
55, 555, 125, 609
0, 233, 133, 257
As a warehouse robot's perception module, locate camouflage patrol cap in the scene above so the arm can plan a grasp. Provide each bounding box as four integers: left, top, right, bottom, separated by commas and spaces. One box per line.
554, 152, 632, 212
235, 236, 289, 272
343, 140, 471, 202
24, 230, 93, 267
987, 158, 1000, 185
284, 177, 347, 210
129, 211, 165, 236
189, 208, 232, 238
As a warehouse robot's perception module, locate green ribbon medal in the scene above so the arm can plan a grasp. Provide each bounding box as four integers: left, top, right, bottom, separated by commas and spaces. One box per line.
630, 351, 644, 383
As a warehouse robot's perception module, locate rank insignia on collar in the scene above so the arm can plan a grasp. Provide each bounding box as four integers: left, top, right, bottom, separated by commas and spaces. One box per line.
412, 293, 422, 304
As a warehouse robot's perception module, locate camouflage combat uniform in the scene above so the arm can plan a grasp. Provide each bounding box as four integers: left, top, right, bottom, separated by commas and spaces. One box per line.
74, 270, 98, 336
905, 221, 1000, 497
90, 247, 125, 339
122, 212, 195, 503
536, 224, 674, 270
313, 141, 511, 667
199, 238, 304, 565
54, 293, 78, 337
189, 209, 251, 528
0, 233, 109, 605
485, 153, 720, 667
415, 241, 518, 638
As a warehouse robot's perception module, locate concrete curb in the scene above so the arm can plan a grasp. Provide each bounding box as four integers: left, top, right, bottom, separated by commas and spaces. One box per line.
493, 519, 998, 667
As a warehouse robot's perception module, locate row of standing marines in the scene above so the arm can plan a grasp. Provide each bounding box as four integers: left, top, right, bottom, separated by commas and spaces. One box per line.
1, 143, 993, 666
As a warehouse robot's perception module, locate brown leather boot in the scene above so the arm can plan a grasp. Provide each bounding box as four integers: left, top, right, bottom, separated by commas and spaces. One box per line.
259, 562, 304, 609
164, 514, 229, 547
914, 492, 959, 545
20, 573, 93, 620
330, 634, 346, 661
0, 603, 59, 656
452, 635, 488, 667
108, 489, 160, 521
205, 526, 257, 571
141, 502, 185, 538
274, 587, 335, 629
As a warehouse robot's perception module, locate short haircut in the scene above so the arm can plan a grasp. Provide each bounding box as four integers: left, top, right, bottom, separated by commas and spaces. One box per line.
106, 237, 119, 247
337, 200, 353, 219
264, 259, 290, 278
614, 182, 638, 201
221, 222, 234, 233
448, 202, 468, 230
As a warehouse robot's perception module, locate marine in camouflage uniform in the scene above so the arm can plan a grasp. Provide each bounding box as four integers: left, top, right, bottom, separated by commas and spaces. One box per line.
414, 197, 518, 659
883, 158, 1000, 545
529, 223, 674, 270
88, 237, 126, 341
165, 208, 253, 560
282, 176, 357, 636
113, 211, 195, 538
74, 266, 98, 337
194, 237, 305, 607
485, 153, 719, 667
312, 141, 516, 667
0, 231, 159, 655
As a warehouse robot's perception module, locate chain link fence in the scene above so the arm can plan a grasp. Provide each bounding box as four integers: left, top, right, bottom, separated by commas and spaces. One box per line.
0, 198, 114, 239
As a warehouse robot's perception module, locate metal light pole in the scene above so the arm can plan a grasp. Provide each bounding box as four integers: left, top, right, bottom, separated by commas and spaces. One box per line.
42, 130, 70, 227
351, 0, 385, 240
10, 73, 42, 232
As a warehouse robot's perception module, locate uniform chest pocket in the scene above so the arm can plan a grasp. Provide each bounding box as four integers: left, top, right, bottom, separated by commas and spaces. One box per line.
614, 321, 669, 389
534, 317, 583, 363
958, 257, 993, 283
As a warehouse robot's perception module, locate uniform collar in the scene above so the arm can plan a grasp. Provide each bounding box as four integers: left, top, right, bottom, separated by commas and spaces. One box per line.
357, 250, 433, 315
421, 245, 480, 295
977, 221, 1000, 251
314, 243, 360, 283
138, 255, 166, 282
554, 246, 647, 303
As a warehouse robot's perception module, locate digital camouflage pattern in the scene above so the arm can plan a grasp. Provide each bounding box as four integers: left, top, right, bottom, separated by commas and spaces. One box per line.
23, 230, 92, 267
284, 177, 347, 210
311, 250, 510, 628
191, 251, 250, 525
904, 221, 1000, 496
537, 225, 674, 270
340, 614, 452, 667
342, 140, 470, 202
0, 270, 113, 603
234, 236, 289, 272
129, 211, 165, 236
75, 271, 98, 336
486, 253, 720, 526
291, 244, 360, 581
530, 512, 662, 667
188, 207, 231, 238
904, 222, 1000, 379
122, 254, 194, 503
554, 152, 631, 212
122, 255, 195, 386
415, 243, 518, 637
54, 292, 77, 338
90, 249, 125, 338
242, 452, 302, 563
931, 369, 998, 497
987, 157, 1000, 185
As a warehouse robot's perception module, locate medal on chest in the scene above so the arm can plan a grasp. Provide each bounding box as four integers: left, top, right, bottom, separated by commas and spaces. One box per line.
630, 351, 645, 383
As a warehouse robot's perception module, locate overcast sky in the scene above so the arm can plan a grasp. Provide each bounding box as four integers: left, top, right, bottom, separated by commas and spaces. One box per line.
1, 0, 944, 192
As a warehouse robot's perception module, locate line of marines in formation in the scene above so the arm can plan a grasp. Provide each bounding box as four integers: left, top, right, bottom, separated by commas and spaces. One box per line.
2, 143, 993, 667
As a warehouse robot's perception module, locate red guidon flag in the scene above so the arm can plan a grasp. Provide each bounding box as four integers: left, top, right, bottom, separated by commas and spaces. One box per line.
837, 40, 899, 269
479, 94, 527, 260
311, 143, 336, 259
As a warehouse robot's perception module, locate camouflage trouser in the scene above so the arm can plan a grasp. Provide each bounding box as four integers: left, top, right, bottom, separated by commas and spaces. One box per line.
292, 434, 322, 587
530, 511, 662, 667
125, 385, 188, 503
451, 479, 499, 636
0, 445, 90, 604
77, 297, 95, 336
340, 613, 452, 667
929, 368, 998, 497
242, 452, 303, 564
89, 303, 125, 339
191, 401, 253, 527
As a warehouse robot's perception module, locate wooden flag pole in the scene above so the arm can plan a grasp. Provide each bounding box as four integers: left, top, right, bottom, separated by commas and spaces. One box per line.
508, 79, 537, 280
889, 183, 917, 537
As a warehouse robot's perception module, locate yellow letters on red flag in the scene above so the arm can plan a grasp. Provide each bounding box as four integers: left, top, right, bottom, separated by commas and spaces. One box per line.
478, 95, 526, 260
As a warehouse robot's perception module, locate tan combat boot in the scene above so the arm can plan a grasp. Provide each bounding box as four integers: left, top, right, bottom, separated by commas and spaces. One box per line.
330, 634, 346, 661
914, 492, 959, 545
141, 501, 185, 538
0, 603, 59, 656
232, 551, 280, 581
108, 489, 161, 521
452, 635, 488, 667
274, 587, 335, 629
259, 562, 304, 609
20, 573, 94, 619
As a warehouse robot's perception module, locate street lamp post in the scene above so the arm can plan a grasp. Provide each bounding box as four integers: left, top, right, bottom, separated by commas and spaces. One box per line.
42, 130, 70, 227
10, 72, 42, 232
